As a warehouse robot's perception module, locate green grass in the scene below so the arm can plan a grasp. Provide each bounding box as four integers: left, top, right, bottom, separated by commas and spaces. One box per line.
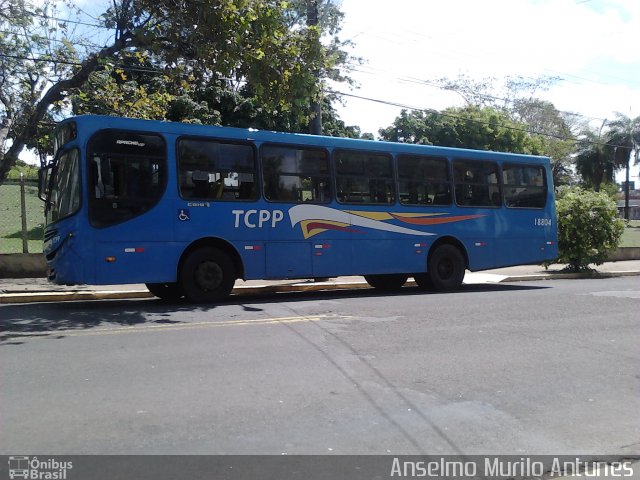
621, 220, 640, 248
0, 183, 44, 253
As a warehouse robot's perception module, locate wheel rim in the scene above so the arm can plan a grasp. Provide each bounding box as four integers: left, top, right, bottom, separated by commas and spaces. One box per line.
437, 256, 454, 280
195, 260, 223, 291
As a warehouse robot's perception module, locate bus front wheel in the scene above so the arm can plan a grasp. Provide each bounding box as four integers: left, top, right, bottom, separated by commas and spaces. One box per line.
180, 247, 236, 303
146, 282, 184, 301
428, 244, 465, 292
364, 274, 408, 291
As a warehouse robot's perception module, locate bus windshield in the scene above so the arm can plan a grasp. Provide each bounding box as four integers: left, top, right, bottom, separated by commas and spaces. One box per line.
45, 148, 81, 225
42, 121, 79, 223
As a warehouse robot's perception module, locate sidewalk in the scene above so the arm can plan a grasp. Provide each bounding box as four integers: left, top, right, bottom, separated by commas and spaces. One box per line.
1, 260, 640, 304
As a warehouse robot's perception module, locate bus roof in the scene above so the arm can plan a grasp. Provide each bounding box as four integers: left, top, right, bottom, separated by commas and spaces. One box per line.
64, 115, 551, 165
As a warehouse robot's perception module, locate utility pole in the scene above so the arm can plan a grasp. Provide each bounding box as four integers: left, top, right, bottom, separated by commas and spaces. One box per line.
20, 172, 28, 253
624, 155, 630, 220
307, 0, 322, 135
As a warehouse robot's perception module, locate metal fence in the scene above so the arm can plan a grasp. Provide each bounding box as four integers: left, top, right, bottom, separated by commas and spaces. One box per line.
0, 175, 43, 254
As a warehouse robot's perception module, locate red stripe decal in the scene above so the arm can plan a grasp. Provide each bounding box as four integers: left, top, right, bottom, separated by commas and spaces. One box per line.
392, 214, 485, 225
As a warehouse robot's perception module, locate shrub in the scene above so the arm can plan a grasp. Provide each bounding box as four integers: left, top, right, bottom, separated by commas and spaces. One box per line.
555, 187, 624, 271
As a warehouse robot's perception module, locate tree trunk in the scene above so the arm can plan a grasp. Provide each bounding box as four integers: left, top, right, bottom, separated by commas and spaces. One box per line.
624, 157, 630, 220
307, 0, 322, 136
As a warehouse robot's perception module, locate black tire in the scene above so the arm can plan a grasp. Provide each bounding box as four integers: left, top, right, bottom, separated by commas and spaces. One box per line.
145, 282, 184, 301
428, 244, 465, 292
364, 274, 408, 291
413, 273, 433, 290
179, 247, 236, 303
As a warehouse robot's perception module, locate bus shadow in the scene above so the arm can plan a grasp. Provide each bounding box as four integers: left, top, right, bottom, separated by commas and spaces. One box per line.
226, 282, 551, 305
0, 299, 196, 346
0, 283, 549, 345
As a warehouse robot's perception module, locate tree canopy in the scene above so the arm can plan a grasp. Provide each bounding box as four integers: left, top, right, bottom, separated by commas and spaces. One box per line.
0, 0, 357, 182
378, 106, 544, 155
1, 1, 636, 197
378, 75, 581, 186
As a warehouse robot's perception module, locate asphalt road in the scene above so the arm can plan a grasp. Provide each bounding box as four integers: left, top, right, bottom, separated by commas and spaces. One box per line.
1, 277, 639, 456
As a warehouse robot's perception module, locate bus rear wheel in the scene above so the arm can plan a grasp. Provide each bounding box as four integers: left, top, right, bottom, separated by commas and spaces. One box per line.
364, 274, 408, 291
146, 282, 184, 301
428, 244, 465, 292
180, 247, 236, 303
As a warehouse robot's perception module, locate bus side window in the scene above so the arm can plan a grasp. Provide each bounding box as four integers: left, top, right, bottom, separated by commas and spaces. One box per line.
398, 154, 450, 206
262, 145, 331, 203
335, 150, 394, 205
503, 164, 546, 209
453, 160, 501, 208
178, 138, 257, 201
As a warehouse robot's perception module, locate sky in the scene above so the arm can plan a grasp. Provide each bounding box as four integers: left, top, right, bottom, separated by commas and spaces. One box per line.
332, 0, 640, 181
20, 0, 640, 182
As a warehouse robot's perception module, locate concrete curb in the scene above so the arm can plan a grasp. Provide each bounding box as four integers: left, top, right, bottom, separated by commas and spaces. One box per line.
503, 270, 640, 282
2, 269, 640, 304
0, 290, 154, 304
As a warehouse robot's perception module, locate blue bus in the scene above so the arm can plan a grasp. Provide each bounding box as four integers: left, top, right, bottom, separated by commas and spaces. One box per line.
40, 115, 557, 302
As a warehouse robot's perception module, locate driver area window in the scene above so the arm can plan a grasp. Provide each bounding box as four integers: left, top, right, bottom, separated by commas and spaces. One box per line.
88, 131, 166, 228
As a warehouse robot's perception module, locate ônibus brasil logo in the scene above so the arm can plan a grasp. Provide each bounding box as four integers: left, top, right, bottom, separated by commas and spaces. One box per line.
8, 456, 72, 480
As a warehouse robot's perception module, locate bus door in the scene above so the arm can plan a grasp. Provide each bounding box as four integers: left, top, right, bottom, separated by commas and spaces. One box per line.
87, 131, 172, 284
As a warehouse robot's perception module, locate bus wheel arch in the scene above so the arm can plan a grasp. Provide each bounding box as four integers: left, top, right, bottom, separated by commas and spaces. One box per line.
179, 237, 245, 280
425, 237, 468, 292
177, 238, 243, 303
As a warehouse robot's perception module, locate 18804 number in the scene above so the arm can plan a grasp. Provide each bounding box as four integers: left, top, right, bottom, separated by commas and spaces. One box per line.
534, 218, 552, 226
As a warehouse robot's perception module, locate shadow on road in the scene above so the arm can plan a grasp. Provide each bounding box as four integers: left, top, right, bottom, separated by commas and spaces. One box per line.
0, 283, 549, 346
227, 282, 551, 306
0, 300, 203, 345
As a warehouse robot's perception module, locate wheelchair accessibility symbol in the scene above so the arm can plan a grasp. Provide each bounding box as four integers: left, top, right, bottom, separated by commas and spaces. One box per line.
178, 209, 190, 221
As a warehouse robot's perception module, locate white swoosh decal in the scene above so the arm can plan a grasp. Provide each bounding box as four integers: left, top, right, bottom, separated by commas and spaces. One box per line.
289, 205, 435, 236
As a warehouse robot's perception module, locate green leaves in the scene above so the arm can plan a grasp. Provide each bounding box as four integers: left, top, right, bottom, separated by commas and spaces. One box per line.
555, 187, 625, 271
70, 0, 350, 132
379, 106, 543, 155
1, 0, 357, 183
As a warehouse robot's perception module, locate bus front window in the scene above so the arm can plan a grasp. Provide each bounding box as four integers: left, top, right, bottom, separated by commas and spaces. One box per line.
45, 149, 81, 225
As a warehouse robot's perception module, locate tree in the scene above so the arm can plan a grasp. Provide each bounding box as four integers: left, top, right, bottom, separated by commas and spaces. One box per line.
606, 112, 640, 219
555, 187, 624, 271
379, 106, 544, 155
72, 60, 177, 121
430, 74, 578, 186
432, 73, 560, 110
574, 123, 616, 192
0, 0, 75, 169
72, 1, 362, 137
0, 0, 353, 183
512, 98, 577, 186
377, 109, 433, 145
